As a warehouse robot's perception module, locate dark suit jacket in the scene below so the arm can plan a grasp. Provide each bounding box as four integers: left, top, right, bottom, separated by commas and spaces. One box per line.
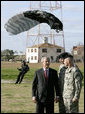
32, 68, 59, 102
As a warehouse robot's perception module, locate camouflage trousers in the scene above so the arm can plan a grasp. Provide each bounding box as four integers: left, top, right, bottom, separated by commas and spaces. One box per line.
63, 98, 79, 113
59, 97, 66, 113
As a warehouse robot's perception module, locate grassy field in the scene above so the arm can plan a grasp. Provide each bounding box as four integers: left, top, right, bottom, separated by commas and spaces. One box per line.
1, 61, 84, 113
1, 83, 84, 113
1, 61, 84, 85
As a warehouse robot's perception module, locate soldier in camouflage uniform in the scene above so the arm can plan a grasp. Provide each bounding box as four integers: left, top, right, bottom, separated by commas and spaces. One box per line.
63, 56, 83, 113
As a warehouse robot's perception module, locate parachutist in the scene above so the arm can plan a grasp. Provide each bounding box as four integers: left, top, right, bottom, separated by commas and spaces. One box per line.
15, 60, 29, 84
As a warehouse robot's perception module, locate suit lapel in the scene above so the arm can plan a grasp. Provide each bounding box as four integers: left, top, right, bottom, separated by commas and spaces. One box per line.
48, 68, 52, 81
40, 68, 46, 82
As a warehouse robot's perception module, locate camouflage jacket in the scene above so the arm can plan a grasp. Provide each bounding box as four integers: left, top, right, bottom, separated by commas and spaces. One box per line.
63, 66, 83, 100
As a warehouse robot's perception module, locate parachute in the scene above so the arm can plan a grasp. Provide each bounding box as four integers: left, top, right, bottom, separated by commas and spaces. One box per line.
4, 10, 63, 35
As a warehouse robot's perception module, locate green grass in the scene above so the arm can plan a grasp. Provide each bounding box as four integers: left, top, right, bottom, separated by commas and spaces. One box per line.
1, 83, 35, 113
1, 62, 84, 79
1, 83, 84, 113
1, 62, 84, 85
1, 68, 18, 79
1, 68, 38, 81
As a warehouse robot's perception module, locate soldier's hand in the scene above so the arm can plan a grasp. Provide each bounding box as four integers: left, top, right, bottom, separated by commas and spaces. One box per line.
32, 97, 37, 103
72, 98, 77, 103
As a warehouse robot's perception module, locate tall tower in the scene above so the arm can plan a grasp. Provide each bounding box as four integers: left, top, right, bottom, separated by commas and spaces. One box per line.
26, 1, 65, 62
26, 1, 65, 50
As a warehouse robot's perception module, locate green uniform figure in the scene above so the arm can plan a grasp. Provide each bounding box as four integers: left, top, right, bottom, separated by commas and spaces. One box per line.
63, 57, 83, 113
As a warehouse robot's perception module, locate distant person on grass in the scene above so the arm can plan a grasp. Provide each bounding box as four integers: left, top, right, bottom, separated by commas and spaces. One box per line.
15, 60, 29, 84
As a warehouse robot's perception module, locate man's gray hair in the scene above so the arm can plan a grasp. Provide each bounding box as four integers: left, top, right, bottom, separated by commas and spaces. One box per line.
41, 57, 50, 62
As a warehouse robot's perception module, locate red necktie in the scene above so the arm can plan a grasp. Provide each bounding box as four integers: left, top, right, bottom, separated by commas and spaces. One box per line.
45, 69, 47, 81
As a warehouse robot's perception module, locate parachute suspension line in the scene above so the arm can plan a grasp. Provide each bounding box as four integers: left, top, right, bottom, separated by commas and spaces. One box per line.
40, 1, 41, 9
50, 31, 54, 44
30, 1, 31, 10
60, 1, 65, 52
50, 1, 51, 10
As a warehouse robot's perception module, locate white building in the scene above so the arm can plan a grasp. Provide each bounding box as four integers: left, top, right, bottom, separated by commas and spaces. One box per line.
26, 37, 65, 63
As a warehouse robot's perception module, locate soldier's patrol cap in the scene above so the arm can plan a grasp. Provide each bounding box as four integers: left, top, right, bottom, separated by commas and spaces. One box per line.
65, 54, 73, 59
57, 52, 73, 59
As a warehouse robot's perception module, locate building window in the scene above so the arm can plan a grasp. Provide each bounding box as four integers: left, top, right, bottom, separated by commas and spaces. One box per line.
28, 49, 29, 52
51, 56, 53, 61
42, 48, 47, 53
31, 56, 33, 60
57, 49, 61, 53
35, 49, 37, 52
35, 56, 37, 60
31, 49, 33, 52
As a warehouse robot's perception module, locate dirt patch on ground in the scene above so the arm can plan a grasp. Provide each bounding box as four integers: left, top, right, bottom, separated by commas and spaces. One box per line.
1, 80, 29, 84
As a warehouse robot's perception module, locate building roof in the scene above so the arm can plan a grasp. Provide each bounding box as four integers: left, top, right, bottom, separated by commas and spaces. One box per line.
27, 43, 64, 49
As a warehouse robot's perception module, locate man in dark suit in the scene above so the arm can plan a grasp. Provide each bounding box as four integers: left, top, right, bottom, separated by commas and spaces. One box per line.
32, 57, 59, 113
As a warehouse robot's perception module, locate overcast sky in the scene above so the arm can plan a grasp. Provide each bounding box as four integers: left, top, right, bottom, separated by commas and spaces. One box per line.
1, 1, 84, 53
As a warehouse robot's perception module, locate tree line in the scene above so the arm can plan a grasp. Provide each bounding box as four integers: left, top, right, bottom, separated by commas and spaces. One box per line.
1, 49, 25, 61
